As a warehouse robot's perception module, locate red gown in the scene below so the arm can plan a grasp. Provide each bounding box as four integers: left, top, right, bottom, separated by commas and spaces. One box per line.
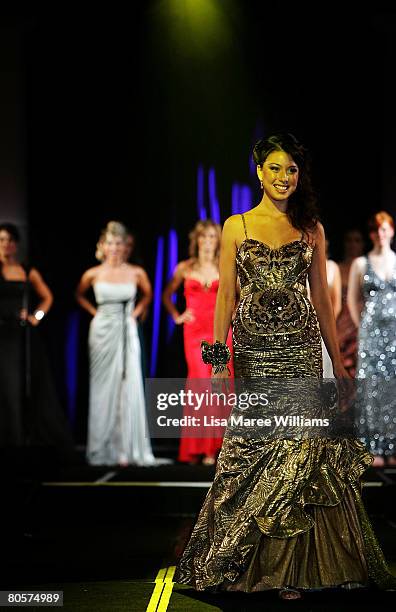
178, 278, 233, 463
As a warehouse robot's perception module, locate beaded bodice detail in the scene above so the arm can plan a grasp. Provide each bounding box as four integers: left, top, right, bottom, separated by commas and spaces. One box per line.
233, 230, 320, 352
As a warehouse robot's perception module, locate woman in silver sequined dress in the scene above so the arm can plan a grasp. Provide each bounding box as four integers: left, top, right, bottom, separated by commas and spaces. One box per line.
348, 211, 396, 466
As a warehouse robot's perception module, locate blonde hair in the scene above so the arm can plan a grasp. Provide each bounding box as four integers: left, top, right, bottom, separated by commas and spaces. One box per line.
188, 219, 221, 260
95, 220, 128, 261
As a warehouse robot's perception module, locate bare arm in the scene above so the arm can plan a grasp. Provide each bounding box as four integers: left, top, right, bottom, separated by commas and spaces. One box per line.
133, 267, 152, 320
308, 224, 344, 375
75, 269, 97, 317
162, 262, 194, 324
231, 276, 241, 322
347, 257, 365, 328
213, 217, 237, 343
329, 262, 342, 319
27, 268, 54, 326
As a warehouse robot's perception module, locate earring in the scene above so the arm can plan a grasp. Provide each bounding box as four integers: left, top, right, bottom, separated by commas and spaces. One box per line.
260, 180, 263, 190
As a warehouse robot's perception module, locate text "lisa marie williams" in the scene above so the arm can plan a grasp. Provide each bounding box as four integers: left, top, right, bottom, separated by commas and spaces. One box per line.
156, 415, 331, 427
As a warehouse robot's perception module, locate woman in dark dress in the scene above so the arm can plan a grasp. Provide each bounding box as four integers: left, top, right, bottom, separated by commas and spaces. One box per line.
0, 223, 74, 459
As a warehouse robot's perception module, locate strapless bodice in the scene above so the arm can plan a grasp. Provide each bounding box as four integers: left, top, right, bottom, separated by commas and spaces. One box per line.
93, 282, 137, 316
233, 239, 320, 351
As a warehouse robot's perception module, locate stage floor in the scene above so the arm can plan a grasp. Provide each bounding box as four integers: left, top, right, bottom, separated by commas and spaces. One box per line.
2, 457, 396, 611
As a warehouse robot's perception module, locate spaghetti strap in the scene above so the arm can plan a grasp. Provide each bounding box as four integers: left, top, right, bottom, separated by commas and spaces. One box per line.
241, 213, 248, 239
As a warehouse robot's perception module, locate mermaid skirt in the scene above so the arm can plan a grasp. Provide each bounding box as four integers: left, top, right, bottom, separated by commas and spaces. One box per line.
175, 431, 396, 590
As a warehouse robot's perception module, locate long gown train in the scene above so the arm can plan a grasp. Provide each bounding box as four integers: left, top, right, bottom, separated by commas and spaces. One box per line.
175, 214, 396, 591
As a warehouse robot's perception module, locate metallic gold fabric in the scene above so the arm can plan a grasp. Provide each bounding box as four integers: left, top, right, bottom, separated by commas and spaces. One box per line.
175, 229, 396, 592
233, 239, 322, 377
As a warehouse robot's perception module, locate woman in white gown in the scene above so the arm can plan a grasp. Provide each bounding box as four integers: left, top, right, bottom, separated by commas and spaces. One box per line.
76, 221, 157, 466
322, 245, 342, 377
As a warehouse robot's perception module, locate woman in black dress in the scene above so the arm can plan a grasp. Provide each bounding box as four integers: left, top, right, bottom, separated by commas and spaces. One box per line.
0, 223, 74, 460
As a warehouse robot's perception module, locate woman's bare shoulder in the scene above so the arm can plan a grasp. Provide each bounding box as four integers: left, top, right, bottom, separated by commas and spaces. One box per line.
128, 263, 147, 276
350, 256, 367, 272
223, 214, 244, 225
223, 214, 245, 236
82, 265, 102, 280
175, 259, 195, 276
327, 259, 340, 272
27, 266, 43, 280
311, 221, 325, 240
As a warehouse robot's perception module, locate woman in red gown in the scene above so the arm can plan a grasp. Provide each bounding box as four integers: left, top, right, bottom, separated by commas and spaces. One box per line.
163, 220, 233, 464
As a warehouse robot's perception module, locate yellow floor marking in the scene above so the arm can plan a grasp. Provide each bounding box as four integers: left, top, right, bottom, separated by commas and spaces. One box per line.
158, 567, 176, 612
146, 566, 176, 612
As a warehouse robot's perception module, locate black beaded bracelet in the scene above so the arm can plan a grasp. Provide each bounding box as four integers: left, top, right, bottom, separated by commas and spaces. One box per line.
201, 340, 231, 373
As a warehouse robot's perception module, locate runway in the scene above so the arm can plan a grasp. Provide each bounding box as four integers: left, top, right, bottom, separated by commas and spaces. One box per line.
2, 449, 396, 611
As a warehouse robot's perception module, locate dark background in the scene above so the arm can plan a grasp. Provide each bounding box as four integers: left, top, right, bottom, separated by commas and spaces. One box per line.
1, 2, 396, 442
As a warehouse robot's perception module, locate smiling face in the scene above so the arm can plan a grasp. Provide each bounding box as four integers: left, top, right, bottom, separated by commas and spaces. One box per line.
257, 150, 299, 204
0, 229, 18, 260
102, 233, 126, 264
369, 221, 394, 248
197, 226, 219, 257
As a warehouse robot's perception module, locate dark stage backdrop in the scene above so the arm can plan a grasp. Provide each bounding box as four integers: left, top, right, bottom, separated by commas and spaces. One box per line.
0, 22, 27, 249
2, 4, 396, 442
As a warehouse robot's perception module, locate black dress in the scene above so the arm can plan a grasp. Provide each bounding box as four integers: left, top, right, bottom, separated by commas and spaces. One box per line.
0, 272, 74, 460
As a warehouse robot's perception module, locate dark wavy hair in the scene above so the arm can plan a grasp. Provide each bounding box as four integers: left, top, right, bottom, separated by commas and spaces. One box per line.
252, 133, 319, 232
0, 222, 20, 242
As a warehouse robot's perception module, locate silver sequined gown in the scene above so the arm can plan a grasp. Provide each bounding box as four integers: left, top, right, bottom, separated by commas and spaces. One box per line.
356, 256, 396, 457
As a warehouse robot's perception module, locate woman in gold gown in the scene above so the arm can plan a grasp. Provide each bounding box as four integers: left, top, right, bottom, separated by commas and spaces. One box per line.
174, 133, 395, 598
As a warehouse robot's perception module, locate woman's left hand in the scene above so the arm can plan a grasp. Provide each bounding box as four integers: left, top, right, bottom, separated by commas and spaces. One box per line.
133, 300, 150, 321
132, 307, 143, 320
332, 361, 351, 379
27, 314, 40, 327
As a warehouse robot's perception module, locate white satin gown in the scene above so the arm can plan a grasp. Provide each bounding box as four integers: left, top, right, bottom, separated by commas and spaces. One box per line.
87, 281, 157, 466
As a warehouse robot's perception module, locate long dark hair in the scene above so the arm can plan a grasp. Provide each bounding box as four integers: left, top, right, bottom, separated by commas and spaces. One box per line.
0, 222, 20, 242
0, 223, 21, 278
252, 133, 319, 232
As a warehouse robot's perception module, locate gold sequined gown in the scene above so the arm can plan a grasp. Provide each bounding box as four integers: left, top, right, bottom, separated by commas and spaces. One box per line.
175, 214, 396, 592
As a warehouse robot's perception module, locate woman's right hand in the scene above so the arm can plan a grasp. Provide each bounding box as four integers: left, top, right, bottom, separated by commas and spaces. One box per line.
211, 367, 231, 394
174, 308, 195, 324
211, 368, 230, 378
